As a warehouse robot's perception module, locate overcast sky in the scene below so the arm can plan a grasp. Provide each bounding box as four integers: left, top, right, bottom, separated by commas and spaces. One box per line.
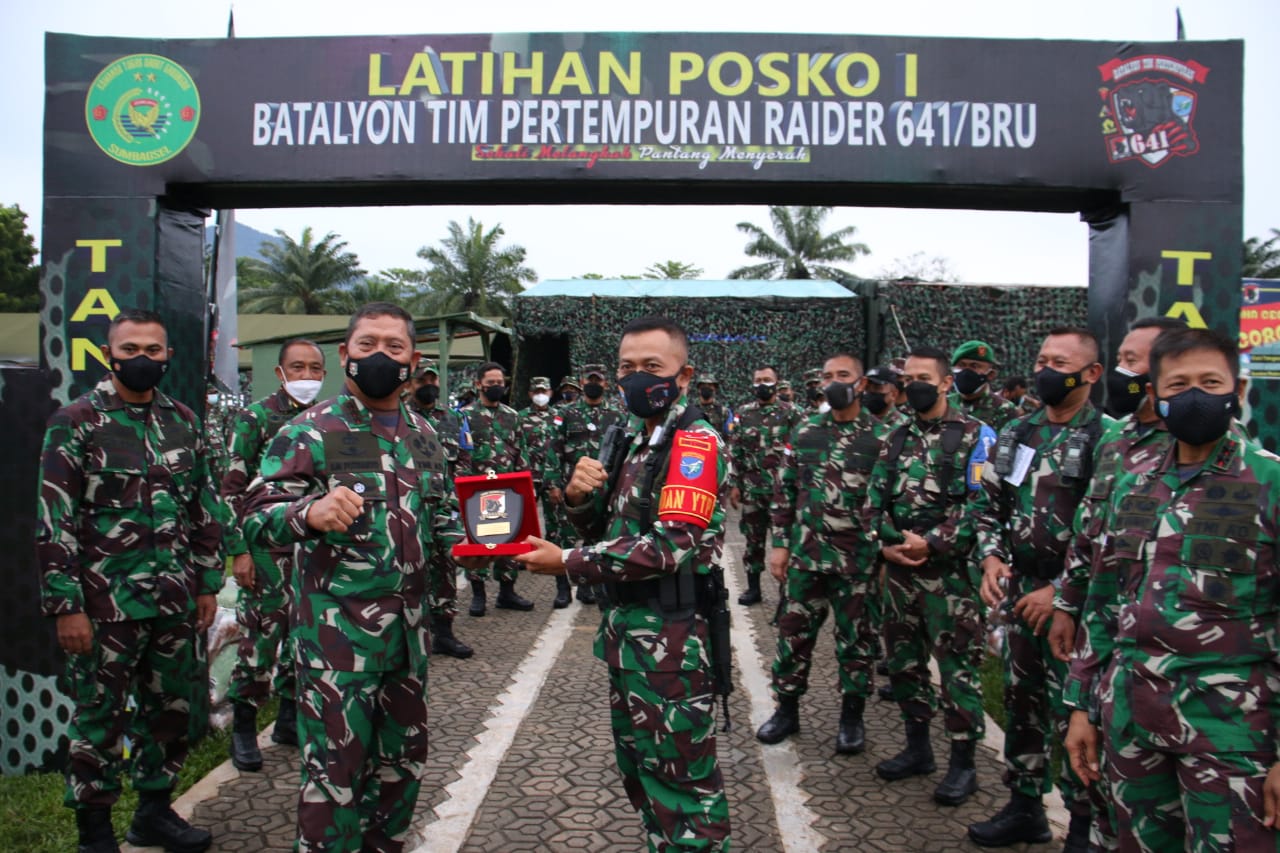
6, 0, 1276, 286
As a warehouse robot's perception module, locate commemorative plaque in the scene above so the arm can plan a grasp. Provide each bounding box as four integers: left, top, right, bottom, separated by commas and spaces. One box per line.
452, 469, 540, 557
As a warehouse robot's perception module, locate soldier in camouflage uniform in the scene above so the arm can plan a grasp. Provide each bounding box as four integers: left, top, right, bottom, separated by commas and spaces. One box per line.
518, 315, 731, 852
406, 361, 474, 659
37, 309, 221, 853
862, 364, 910, 429
802, 367, 825, 411
518, 376, 568, 608
1063, 327, 1280, 853
694, 372, 732, 439
949, 340, 1021, 433
730, 365, 800, 606
755, 354, 886, 755
243, 304, 481, 853
775, 379, 794, 405
222, 338, 325, 772
968, 328, 1107, 849
864, 346, 997, 806
556, 374, 581, 407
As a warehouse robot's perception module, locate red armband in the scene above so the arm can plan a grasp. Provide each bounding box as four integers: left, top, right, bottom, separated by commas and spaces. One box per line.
658, 430, 719, 529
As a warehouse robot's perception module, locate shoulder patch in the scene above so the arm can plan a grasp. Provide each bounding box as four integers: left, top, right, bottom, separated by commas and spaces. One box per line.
659, 428, 719, 529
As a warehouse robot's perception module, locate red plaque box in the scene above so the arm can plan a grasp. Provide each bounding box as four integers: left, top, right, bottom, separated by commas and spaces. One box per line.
451, 469, 541, 557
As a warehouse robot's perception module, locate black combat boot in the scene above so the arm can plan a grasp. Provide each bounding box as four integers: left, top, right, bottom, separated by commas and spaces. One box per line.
933, 739, 978, 805
432, 620, 474, 659
756, 695, 800, 744
877, 682, 894, 701
76, 806, 119, 853
1062, 809, 1092, 853
875, 719, 936, 781
575, 583, 597, 604
835, 694, 866, 755
553, 575, 572, 609
228, 701, 263, 771
967, 791, 1053, 847
272, 698, 299, 746
469, 580, 487, 617
495, 578, 534, 611
126, 789, 213, 853
737, 572, 762, 606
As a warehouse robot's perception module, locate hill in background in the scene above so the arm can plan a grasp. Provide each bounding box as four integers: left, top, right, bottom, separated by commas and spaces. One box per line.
203, 221, 283, 260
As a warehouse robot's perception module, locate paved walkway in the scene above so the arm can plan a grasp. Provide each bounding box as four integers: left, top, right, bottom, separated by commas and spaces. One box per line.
129, 513, 1066, 852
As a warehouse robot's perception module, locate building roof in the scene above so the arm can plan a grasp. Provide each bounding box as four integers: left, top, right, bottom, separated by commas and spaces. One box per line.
518, 280, 855, 299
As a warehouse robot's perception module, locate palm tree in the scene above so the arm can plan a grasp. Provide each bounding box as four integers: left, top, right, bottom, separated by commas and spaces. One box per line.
415, 218, 536, 317
644, 260, 703, 280
1243, 228, 1280, 278
728, 206, 869, 281
237, 227, 364, 314
331, 275, 408, 314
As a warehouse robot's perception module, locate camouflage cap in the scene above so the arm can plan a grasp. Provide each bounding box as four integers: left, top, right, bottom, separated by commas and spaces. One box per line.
803, 368, 822, 385
580, 364, 608, 379
951, 340, 999, 365
864, 365, 902, 388
558, 375, 582, 390
413, 361, 439, 379
696, 372, 720, 386
530, 376, 552, 390
777, 379, 792, 390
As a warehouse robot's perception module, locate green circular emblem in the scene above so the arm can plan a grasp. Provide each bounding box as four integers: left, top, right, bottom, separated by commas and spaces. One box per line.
85, 54, 200, 166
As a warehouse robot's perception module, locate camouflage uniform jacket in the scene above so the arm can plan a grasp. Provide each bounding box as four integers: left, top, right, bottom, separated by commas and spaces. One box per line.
461, 400, 527, 476
37, 376, 224, 620
242, 391, 461, 673
408, 401, 469, 473
1062, 433, 1280, 754
698, 400, 732, 440
877, 407, 911, 431
517, 405, 556, 490
1055, 415, 1173, 617
975, 402, 1106, 577
564, 398, 727, 672
221, 388, 308, 556
771, 408, 887, 571
949, 386, 1020, 432
730, 399, 800, 496
546, 399, 623, 489
862, 405, 997, 560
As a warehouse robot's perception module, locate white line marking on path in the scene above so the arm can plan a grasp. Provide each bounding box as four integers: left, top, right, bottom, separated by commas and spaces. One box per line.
722, 558, 826, 853
413, 599, 581, 853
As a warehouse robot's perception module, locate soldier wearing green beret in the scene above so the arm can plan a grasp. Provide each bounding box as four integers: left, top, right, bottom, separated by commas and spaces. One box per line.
948, 340, 1020, 433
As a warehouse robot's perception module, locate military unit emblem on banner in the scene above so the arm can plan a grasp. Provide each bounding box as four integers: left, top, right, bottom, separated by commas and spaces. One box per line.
1097, 54, 1207, 168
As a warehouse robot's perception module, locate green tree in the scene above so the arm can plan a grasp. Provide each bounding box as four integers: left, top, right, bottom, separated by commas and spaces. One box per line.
0, 204, 41, 312
237, 227, 364, 314
331, 275, 408, 314
1243, 228, 1280, 279
643, 260, 703, 280
878, 251, 960, 283
728, 206, 869, 281
415, 218, 536, 317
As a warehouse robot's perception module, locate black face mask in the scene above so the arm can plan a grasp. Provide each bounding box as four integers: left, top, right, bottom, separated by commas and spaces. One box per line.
861, 389, 890, 416
778, 392, 793, 403
619, 368, 682, 418
754, 383, 776, 401
1106, 367, 1148, 416
698, 386, 715, 401
414, 385, 439, 407
346, 352, 409, 400
1035, 366, 1085, 407
111, 353, 169, 393
583, 382, 606, 401
905, 381, 941, 413
561, 391, 578, 404
805, 386, 822, 404
824, 381, 856, 411
1158, 387, 1239, 447
952, 368, 989, 396
482, 384, 506, 403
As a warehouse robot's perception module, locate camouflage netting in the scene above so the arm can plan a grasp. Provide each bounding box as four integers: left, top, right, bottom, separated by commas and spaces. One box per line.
875, 282, 1090, 380
513, 295, 866, 406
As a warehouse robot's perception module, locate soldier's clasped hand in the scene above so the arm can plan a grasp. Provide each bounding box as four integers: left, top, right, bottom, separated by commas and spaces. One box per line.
979, 556, 1013, 607
565, 457, 608, 505
306, 486, 365, 532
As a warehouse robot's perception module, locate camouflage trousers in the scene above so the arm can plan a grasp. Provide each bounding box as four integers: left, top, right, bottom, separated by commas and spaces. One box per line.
228, 548, 295, 706
772, 568, 880, 700
62, 613, 200, 808
1001, 591, 1088, 811
737, 495, 770, 578
608, 666, 731, 852
295, 665, 429, 853
542, 492, 577, 545
464, 556, 518, 584
1104, 733, 1279, 853
428, 555, 460, 624
882, 562, 985, 740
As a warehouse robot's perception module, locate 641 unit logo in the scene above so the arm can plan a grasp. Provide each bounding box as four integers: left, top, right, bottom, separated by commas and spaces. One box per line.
1097, 54, 1208, 168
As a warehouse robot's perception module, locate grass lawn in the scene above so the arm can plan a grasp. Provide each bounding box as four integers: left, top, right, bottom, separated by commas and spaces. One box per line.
980, 651, 1007, 730
0, 698, 278, 853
